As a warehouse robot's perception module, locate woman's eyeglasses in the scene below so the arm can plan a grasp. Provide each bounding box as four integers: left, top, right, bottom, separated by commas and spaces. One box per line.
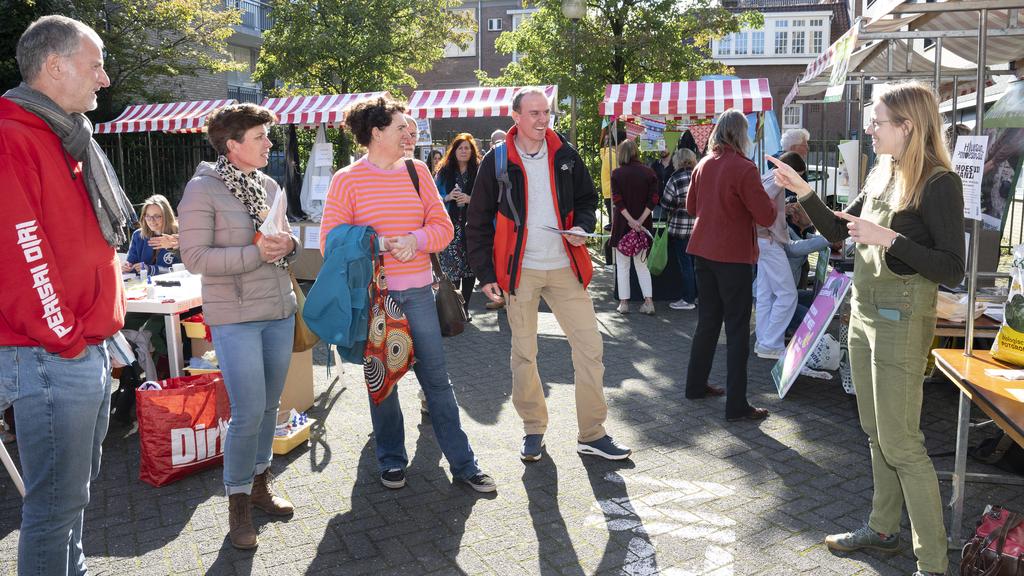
144, 214, 164, 221
865, 119, 895, 131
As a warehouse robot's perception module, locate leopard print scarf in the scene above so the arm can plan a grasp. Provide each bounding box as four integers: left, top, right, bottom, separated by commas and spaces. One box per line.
216, 156, 288, 269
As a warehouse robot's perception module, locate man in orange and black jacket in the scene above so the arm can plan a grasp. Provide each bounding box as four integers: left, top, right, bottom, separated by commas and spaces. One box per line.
466, 88, 631, 464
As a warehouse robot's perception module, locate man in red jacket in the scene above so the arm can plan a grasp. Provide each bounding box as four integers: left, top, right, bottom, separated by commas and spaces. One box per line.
0, 15, 134, 575
467, 88, 630, 463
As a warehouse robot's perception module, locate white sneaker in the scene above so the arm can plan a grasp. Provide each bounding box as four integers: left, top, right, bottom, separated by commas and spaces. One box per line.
669, 298, 695, 310
639, 301, 655, 315
616, 301, 630, 314
754, 344, 786, 360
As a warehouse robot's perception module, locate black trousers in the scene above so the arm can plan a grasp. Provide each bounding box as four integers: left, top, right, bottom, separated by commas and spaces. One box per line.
685, 256, 755, 418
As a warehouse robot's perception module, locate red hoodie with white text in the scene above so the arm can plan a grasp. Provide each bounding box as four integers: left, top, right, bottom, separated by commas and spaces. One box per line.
0, 98, 125, 358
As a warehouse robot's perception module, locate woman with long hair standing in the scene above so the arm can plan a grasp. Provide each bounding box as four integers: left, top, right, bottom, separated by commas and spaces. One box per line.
178, 104, 298, 550
435, 133, 482, 318
683, 109, 776, 421
769, 81, 964, 576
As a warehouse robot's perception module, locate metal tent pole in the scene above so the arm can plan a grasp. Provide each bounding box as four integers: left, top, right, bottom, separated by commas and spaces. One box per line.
146, 131, 156, 196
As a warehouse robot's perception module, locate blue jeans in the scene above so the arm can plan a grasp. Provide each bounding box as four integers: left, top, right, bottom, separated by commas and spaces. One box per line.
210, 315, 295, 494
671, 236, 697, 303
0, 343, 111, 576
368, 285, 480, 480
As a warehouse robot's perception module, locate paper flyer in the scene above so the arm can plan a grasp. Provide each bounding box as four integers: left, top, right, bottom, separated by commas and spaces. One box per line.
952, 135, 988, 221
312, 143, 334, 168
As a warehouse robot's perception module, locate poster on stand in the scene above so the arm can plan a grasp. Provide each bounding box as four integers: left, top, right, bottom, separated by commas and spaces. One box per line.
953, 135, 988, 221
416, 119, 432, 147
979, 80, 1024, 232
836, 140, 860, 199
771, 270, 852, 398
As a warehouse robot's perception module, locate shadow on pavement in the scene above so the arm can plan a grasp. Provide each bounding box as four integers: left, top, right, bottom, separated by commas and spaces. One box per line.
522, 455, 584, 575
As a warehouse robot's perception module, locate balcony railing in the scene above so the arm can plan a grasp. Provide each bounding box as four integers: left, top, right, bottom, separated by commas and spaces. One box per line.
722, 0, 842, 7
228, 84, 263, 104
226, 0, 273, 32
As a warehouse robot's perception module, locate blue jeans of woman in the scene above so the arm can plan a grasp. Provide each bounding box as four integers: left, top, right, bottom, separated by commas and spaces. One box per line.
0, 343, 110, 576
211, 315, 295, 495
671, 236, 697, 303
368, 284, 481, 480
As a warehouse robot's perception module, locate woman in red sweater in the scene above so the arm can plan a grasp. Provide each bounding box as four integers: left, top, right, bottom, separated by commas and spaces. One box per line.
610, 139, 660, 315
683, 109, 776, 422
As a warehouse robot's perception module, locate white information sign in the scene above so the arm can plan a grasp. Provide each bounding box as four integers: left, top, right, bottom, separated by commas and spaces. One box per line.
311, 175, 331, 201
312, 143, 334, 168
952, 135, 989, 221
303, 227, 321, 250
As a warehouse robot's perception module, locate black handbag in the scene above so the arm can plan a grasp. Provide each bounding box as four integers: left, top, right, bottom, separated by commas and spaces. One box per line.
431, 254, 467, 337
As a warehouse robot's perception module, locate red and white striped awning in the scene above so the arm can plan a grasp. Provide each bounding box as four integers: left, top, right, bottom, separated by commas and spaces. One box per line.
95, 99, 236, 134
599, 79, 774, 119
407, 85, 559, 119
261, 92, 391, 126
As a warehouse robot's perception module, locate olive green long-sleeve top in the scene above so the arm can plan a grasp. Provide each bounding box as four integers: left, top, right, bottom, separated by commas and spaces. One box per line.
798, 170, 966, 287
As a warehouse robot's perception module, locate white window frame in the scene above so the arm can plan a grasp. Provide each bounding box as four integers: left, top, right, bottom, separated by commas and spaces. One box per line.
718, 34, 732, 56
783, 105, 803, 129
792, 29, 806, 54
509, 8, 538, 62
735, 32, 748, 55
487, 17, 502, 31
751, 30, 764, 55
444, 9, 477, 58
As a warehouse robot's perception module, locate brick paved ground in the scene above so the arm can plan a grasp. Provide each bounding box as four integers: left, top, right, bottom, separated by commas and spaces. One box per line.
1, 267, 1022, 575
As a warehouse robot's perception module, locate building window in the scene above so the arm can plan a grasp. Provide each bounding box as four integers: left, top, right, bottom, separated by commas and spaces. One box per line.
774, 31, 788, 54
792, 30, 805, 54
783, 105, 803, 128
718, 34, 732, 56
444, 10, 476, 57
734, 32, 748, 54
812, 30, 824, 53
751, 30, 764, 55
510, 9, 537, 62
487, 18, 502, 31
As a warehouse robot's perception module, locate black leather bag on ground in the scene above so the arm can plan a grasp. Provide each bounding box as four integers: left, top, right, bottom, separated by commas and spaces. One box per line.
431, 254, 467, 337
960, 505, 1024, 576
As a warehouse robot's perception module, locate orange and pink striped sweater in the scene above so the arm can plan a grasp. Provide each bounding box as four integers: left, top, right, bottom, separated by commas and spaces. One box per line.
320, 157, 453, 291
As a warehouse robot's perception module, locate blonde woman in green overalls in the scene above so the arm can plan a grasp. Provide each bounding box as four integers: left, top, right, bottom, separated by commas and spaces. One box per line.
768, 81, 965, 576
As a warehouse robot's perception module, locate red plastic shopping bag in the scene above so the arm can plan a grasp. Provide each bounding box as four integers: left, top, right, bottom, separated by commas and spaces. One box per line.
136, 372, 230, 487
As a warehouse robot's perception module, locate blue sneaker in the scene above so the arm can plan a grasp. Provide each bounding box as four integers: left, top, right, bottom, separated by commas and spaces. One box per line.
577, 435, 631, 460
520, 434, 544, 462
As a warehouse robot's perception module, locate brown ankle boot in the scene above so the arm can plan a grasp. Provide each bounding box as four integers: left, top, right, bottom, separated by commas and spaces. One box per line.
228, 493, 257, 549
251, 470, 294, 516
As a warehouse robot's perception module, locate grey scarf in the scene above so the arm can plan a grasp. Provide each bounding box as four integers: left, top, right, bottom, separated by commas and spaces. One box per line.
4, 83, 136, 247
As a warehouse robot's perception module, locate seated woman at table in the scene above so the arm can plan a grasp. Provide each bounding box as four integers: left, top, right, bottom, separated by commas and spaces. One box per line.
123, 194, 180, 274
768, 80, 964, 576
178, 103, 299, 551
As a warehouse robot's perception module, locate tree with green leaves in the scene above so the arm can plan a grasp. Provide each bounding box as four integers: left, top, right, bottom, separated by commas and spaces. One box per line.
256, 0, 474, 96
254, 0, 475, 163
479, 0, 763, 163
1, 0, 241, 121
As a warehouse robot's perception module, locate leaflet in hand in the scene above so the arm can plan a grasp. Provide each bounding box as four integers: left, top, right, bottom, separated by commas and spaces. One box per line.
538, 225, 609, 238
259, 189, 289, 237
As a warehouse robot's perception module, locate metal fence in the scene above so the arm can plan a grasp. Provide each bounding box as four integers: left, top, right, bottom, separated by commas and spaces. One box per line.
97, 132, 286, 209
228, 84, 263, 104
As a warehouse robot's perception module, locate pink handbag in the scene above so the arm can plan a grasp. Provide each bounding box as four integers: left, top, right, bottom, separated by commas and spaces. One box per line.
618, 229, 651, 258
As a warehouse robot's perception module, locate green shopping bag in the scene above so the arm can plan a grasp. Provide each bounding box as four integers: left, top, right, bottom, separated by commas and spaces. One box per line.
647, 226, 669, 275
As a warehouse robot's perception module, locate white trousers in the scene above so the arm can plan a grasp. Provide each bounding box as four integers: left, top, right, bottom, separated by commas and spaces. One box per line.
755, 238, 797, 350
615, 247, 652, 300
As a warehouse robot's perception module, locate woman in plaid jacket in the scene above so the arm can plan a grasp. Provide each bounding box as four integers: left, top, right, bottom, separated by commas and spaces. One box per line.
659, 148, 698, 310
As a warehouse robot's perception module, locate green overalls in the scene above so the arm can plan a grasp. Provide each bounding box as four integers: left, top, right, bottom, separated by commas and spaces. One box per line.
847, 181, 948, 574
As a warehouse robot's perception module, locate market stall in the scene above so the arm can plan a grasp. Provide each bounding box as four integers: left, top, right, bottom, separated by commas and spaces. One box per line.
599, 79, 775, 300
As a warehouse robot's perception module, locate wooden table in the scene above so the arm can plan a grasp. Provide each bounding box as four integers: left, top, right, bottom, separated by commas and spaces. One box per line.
930, 348, 1024, 547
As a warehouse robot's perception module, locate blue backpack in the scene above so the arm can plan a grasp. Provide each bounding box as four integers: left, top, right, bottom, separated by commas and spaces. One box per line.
492, 143, 520, 227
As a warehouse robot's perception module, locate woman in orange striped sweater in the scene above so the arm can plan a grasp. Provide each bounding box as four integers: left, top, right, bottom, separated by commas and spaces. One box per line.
320, 97, 495, 493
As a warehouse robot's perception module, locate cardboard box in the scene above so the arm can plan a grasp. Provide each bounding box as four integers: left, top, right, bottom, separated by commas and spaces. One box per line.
278, 348, 313, 422
189, 337, 215, 358
290, 221, 324, 281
